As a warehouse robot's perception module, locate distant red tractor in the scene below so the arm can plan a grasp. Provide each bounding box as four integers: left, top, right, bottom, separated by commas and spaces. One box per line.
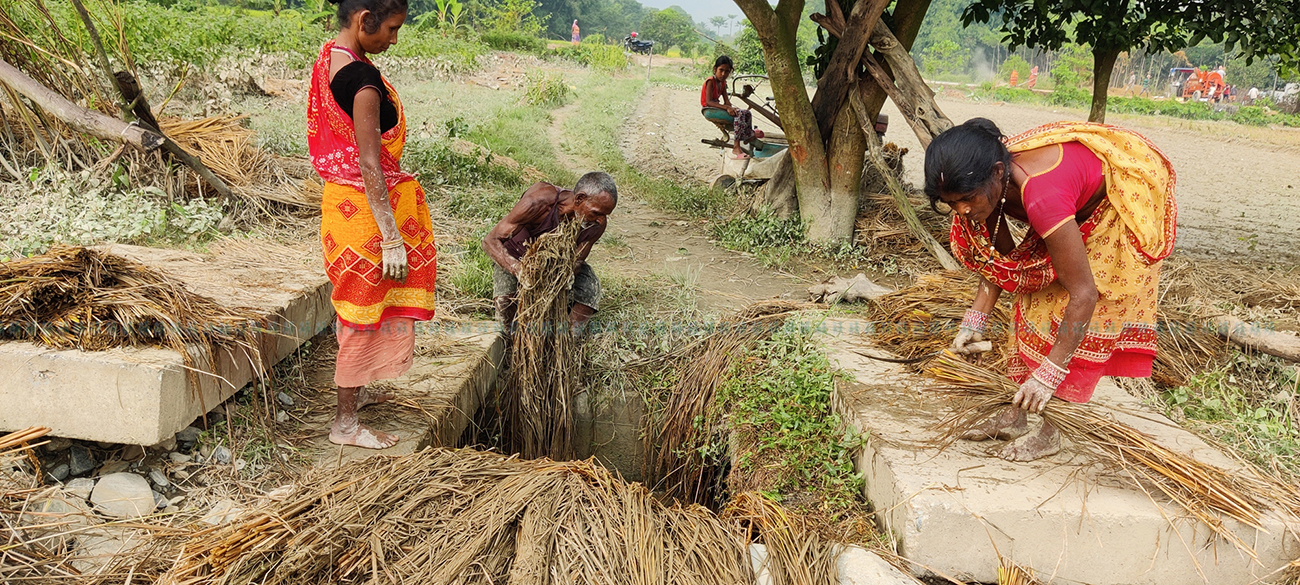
1170, 67, 1227, 102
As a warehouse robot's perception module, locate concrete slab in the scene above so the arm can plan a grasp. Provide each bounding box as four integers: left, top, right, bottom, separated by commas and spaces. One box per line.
0, 241, 332, 445
816, 318, 1300, 585
309, 322, 505, 468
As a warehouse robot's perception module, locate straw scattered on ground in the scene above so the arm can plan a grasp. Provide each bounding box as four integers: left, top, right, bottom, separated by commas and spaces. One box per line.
161, 448, 773, 585
925, 352, 1296, 559
507, 219, 581, 460
161, 116, 322, 210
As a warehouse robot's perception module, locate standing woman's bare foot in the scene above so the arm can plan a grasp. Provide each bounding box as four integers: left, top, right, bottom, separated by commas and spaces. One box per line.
959, 406, 1029, 441
330, 420, 399, 449
998, 419, 1061, 461
331, 386, 398, 449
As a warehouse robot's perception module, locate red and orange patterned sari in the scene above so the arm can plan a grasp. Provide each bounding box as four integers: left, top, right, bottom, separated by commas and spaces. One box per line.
308, 40, 436, 332
950, 122, 1178, 402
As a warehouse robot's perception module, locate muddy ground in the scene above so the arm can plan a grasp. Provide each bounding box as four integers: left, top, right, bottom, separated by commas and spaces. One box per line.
623, 83, 1300, 264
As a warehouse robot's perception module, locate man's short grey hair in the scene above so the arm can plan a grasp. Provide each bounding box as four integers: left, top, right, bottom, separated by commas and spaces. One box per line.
574, 171, 618, 205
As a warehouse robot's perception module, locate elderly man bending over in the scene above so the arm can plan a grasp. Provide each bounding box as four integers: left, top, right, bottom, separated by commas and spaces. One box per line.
482, 171, 617, 332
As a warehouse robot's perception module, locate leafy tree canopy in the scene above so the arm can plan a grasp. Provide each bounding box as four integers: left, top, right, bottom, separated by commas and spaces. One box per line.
533, 0, 651, 42
639, 7, 699, 52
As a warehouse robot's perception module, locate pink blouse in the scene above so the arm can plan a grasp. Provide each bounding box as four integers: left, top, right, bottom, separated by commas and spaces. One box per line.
1019, 142, 1105, 237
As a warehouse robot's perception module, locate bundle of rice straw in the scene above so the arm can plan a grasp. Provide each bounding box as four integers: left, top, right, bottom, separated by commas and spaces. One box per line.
508, 219, 582, 460
867, 270, 1011, 366
161, 116, 322, 209
0, 247, 264, 382
1153, 308, 1230, 387
161, 448, 757, 585
724, 492, 838, 585
926, 352, 1277, 558
997, 556, 1045, 585
644, 301, 806, 506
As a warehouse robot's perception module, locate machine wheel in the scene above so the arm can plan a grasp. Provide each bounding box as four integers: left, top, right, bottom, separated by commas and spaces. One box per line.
710, 174, 737, 192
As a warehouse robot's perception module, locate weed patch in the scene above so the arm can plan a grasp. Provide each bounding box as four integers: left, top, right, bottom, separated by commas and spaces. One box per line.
1162, 352, 1300, 479
718, 326, 871, 530
973, 85, 1300, 127
0, 170, 224, 259
523, 71, 572, 107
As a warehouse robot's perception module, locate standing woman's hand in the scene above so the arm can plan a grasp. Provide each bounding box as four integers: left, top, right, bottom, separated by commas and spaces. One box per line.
353, 86, 408, 283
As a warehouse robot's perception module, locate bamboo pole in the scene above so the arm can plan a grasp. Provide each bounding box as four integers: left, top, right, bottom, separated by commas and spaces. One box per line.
850, 83, 959, 270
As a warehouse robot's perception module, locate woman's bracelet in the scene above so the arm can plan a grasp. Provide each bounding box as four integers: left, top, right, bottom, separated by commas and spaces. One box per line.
960, 309, 988, 334
380, 238, 405, 251
1031, 359, 1069, 389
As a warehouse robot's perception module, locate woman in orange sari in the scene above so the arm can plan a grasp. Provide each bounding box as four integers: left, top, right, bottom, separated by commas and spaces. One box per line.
925, 118, 1177, 461
308, 0, 436, 449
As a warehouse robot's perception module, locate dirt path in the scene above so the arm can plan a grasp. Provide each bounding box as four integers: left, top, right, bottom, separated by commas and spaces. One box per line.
550, 88, 807, 314
628, 84, 1300, 264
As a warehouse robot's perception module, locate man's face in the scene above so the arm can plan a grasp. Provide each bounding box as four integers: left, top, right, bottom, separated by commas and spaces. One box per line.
575, 191, 616, 226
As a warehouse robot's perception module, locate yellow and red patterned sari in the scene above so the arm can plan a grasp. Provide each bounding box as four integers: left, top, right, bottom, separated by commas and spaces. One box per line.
950, 122, 1177, 402
308, 40, 436, 332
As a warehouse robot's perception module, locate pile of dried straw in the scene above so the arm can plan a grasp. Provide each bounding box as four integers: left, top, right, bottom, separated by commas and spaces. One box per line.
162, 448, 782, 585
507, 219, 581, 460
161, 116, 322, 209
0, 246, 262, 364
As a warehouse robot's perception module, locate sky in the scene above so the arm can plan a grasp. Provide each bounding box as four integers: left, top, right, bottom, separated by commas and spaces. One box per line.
637, 0, 745, 25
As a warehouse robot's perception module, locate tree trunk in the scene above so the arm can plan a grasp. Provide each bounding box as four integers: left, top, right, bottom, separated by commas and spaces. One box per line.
858, 0, 934, 120
736, 0, 845, 243
1089, 47, 1120, 123
812, 101, 865, 243
809, 0, 890, 136
0, 58, 163, 151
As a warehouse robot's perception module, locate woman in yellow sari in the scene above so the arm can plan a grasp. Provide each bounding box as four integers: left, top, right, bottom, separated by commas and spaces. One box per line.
925, 118, 1177, 461
308, 0, 436, 449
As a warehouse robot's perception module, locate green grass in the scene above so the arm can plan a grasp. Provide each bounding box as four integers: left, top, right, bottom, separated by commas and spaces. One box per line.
1161, 352, 1300, 479
717, 324, 869, 524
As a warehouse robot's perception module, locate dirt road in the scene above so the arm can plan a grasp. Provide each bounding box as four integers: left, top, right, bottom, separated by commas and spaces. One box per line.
627, 84, 1300, 263
551, 98, 806, 314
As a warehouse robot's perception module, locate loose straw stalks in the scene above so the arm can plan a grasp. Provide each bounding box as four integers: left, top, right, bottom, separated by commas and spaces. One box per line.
926, 352, 1276, 558
997, 556, 1045, 585
724, 492, 838, 585
508, 219, 581, 460
867, 271, 1011, 366
161, 448, 757, 585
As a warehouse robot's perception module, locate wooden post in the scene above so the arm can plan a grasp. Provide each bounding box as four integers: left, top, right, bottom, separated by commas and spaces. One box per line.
850, 83, 959, 270
0, 58, 163, 152
112, 71, 233, 200
1213, 315, 1300, 363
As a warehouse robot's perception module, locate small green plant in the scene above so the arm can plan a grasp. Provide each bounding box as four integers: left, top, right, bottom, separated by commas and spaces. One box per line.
1162, 352, 1300, 479
449, 243, 496, 300
717, 326, 869, 522
713, 209, 807, 251
523, 71, 571, 106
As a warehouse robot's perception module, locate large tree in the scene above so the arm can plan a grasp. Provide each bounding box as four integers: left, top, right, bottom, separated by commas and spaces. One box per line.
732, 0, 939, 245
639, 7, 698, 53
962, 0, 1300, 123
